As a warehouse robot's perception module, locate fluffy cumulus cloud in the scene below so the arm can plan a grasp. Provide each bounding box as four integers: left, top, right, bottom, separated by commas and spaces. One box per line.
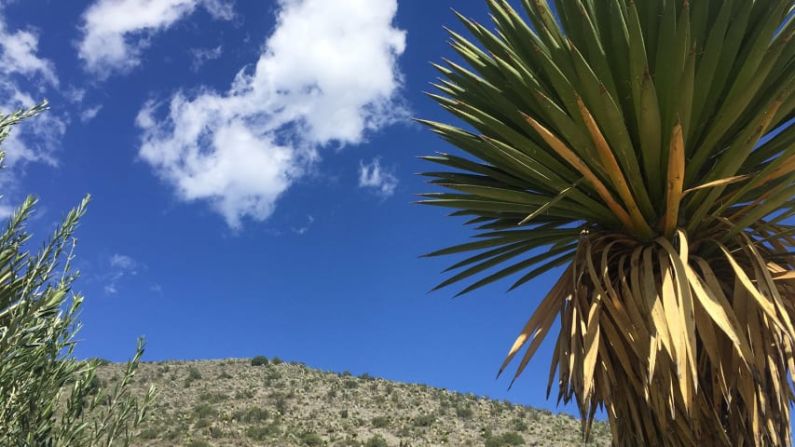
358, 158, 398, 198
137, 0, 407, 228
78, 0, 235, 76
0, 20, 57, 86
0, 7, 64, 193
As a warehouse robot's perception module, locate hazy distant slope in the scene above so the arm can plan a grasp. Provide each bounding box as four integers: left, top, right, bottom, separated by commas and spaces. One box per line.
98, 359, 611, 447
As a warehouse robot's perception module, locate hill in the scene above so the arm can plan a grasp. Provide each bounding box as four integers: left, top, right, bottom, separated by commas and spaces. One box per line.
97, 358, 611, 447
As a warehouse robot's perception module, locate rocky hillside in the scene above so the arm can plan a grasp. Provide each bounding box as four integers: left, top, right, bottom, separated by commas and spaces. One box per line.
97, 358, 611, 447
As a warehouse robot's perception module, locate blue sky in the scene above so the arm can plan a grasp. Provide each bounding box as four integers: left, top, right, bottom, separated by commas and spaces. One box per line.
7, 0, 795, 430
3, 0, 584, 417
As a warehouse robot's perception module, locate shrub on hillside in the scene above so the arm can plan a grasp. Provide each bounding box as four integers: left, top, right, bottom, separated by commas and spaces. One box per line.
198, 391, 228, 403
193, 403, 217, 419
0, 103, 155, 446
300, 432, 323, 446
232, 406, 269, 424
235, 388, 256, 399
246, 422, 281, 441
511, 418, 528, 432
371, 416, 389, 428
187, 366, 203, 380
484, 431, 525, 447
365, 435, 389, 447
500, 432, 524, 445
184, 366, 203, 387
413, 414, 435, 427
275, 396, 289, 415
456, 405, 474, 420
251, 355, 269, 366
89, 357, 112, 366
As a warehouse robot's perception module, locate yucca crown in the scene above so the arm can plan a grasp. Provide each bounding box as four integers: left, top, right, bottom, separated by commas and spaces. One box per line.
420, 1, 795, 445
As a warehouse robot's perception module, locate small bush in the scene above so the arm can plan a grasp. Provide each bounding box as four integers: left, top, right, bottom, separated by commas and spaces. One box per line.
139, 427, 160, 439
511, 418, 528, 432
484, 432, 525, 447
275, 396, 289, 415
456, 405, 474, 420
233, 406, 269, 424
340, 409, 349, 418
371, 416, 389, 428
251, 355, 269, 367
245, 426, 268, 441
187, 366, 203, 380
209, 426, 225, 439
165, 425, 184, 440
300, 432, 323, 446
185, 366, 203, 387
89, 357, 112, 367
501, 432, 524, 445
187, 440, 213, 447
199, 391, 227, 403
193, 403, 217, 419
271, 356, 283, 365
235, 389, 256, 399
413, 414, 435, 427
246, 422, 281, 441
365, 435, 389, 447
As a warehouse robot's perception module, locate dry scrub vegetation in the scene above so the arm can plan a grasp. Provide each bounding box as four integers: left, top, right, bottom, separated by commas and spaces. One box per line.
98, 358, 611, 447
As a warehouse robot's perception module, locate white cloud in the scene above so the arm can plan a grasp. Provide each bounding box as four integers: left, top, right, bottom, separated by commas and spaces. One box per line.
104, 253, 140, 295
80, 104, 103, 123
78, 0, 235, 76
358, 158, 398, 198
0, 204, 14, 219
0, 20, 57, 86
200, 0, 235, 20
0, 7, 64, 191
110, 253, 138, 270
0, 90, 64, 170
137, 0, 407, 229
64, 87, 86, 104
291, 215, 314, 235
190, 44, 222, 71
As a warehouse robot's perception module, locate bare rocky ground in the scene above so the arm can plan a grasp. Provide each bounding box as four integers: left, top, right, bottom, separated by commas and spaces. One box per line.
97, 359, 611, 447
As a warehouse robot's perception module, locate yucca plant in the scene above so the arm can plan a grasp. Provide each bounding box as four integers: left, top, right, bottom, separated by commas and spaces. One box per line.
419, 1, 795, 445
